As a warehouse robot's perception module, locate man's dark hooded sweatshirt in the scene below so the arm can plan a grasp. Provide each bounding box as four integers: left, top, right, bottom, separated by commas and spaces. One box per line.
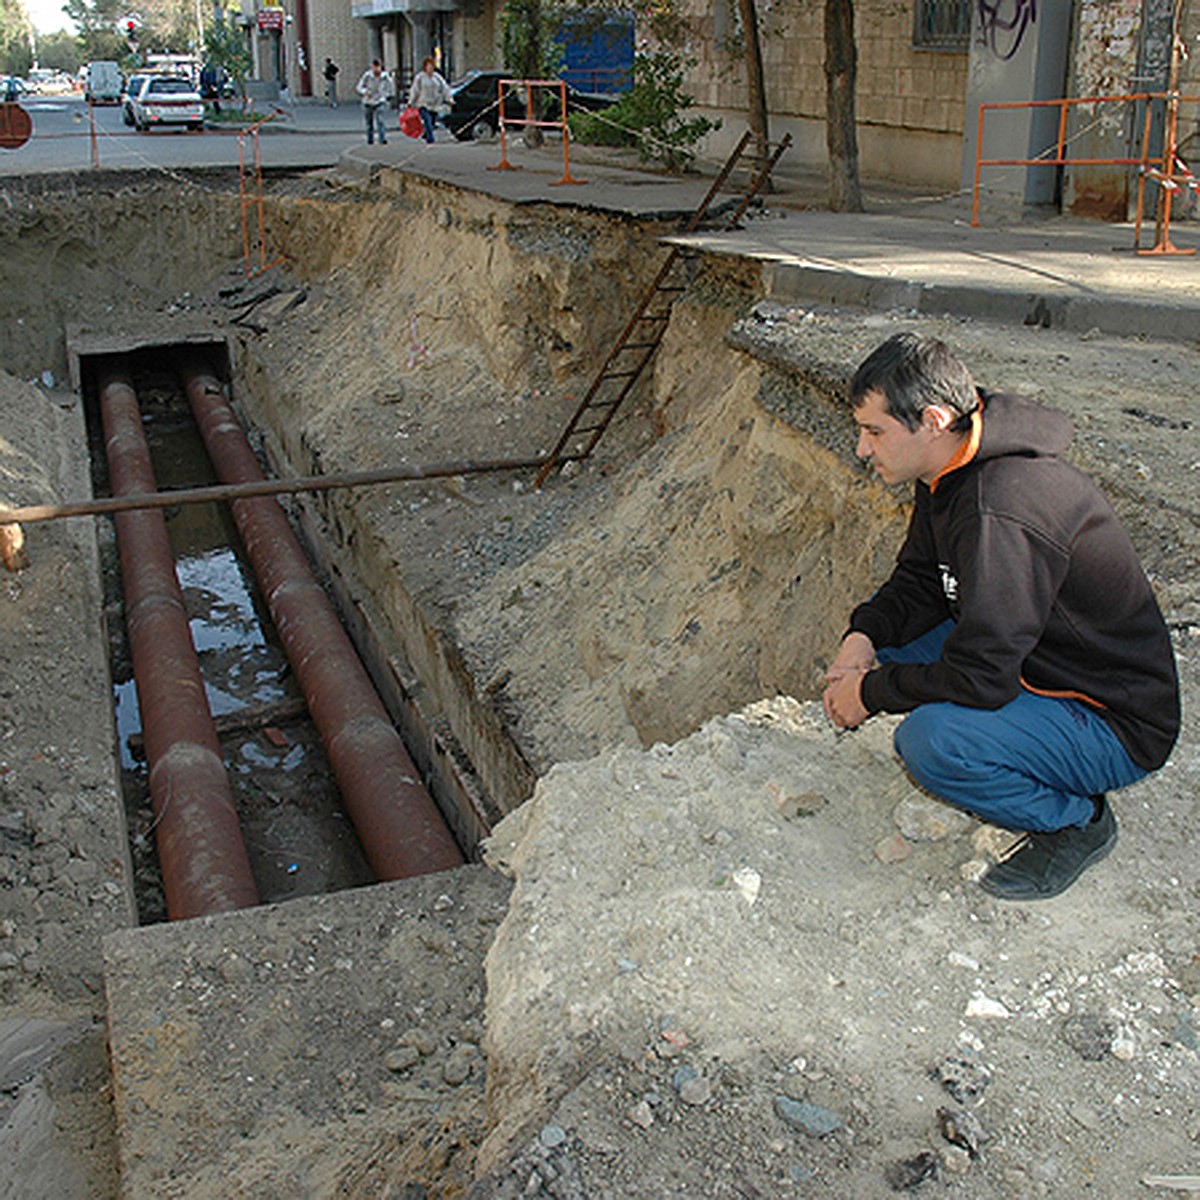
849, 392, 1179, 771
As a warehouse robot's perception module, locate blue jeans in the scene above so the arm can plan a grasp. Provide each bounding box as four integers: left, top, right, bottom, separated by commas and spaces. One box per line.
364, 103, 387, 144
879, 620, 1145, 832
418, 106, 436, 143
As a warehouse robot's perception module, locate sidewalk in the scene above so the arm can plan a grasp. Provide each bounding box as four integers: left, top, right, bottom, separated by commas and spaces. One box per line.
312, 101, 1200, 346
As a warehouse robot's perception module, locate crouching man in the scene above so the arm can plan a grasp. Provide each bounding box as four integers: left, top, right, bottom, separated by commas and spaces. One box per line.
823, 333, 1179, 899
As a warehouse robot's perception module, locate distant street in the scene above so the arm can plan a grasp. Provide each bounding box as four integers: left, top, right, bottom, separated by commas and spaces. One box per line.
0, 91, 369, 176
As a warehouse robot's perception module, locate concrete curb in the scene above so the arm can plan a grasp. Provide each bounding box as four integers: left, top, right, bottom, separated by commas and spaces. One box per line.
764, 258, 1200, 343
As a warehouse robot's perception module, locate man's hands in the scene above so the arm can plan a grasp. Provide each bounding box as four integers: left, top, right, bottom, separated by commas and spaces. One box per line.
823, 632, 875, 729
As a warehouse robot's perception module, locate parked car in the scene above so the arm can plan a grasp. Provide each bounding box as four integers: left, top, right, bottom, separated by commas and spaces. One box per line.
444, 70, 616, 142
121, 74, 148, 125
130, 75, 205, 132
28, 68, 73, 95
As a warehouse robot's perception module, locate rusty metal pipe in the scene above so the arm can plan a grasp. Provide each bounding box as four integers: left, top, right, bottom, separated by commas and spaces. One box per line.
179, 361, 464, 880
99, 367, 260, 919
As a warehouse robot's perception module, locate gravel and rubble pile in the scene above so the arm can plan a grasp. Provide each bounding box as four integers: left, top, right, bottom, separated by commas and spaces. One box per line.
475, 696, 1200, 1198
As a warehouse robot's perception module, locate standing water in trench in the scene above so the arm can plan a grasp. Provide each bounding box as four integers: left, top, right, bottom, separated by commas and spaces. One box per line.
93, 367, 374, 923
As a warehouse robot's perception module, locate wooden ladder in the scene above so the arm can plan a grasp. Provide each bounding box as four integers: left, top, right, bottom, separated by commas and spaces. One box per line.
533, 129, 793, 489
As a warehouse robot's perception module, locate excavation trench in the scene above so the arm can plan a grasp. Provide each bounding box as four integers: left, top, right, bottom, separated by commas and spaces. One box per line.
83, 344, 473, 923
3, 166, 1200, 1200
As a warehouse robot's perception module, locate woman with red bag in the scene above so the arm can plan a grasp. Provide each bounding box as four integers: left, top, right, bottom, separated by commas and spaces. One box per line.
407, 56, 452, 144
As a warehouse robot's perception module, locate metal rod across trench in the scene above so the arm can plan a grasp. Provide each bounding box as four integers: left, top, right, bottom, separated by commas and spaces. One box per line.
179, 360, 465, 881
4, 454, 552, 525
99, 367, 261, 920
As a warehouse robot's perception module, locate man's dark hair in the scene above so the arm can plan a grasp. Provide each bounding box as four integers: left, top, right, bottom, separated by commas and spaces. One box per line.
850, 333, 978, 432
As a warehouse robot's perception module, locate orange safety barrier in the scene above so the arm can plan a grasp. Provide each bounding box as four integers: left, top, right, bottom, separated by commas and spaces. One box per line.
488, 78, 586, 186
971, 91, 1199, 256
238, 116, 286, 278
88, 97, 100, 168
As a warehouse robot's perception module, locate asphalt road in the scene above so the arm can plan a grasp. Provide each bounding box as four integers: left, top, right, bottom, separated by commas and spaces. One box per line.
0, 92, 364, 176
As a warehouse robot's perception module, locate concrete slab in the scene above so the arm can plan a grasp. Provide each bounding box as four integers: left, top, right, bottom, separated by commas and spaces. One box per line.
103, 865, 510, 1199
341, 137, 745, 223
670, 208, 1200, 343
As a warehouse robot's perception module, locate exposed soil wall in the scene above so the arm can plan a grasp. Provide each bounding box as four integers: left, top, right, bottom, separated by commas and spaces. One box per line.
216, 182, 914, 827
0, 173, 244, 383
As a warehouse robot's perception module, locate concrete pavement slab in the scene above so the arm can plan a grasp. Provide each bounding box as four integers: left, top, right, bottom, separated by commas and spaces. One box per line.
669, 207, 1200, 343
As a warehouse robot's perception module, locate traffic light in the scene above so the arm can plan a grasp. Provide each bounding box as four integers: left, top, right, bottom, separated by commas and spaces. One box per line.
125, 18, 137, 41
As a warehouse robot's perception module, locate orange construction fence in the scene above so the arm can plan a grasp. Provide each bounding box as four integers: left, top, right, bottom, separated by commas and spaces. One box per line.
488, 78, 586, 186
238, 116, 286, 278
971, 91, 1199, 256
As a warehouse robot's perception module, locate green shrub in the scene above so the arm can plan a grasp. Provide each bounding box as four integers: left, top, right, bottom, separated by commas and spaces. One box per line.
569, 49, 720, 172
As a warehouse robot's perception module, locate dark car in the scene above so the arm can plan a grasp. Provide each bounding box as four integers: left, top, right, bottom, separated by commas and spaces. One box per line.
444, 70, 616, 142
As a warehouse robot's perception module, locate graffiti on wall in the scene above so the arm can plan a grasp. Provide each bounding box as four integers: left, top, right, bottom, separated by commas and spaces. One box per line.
977, 0, 1038, 61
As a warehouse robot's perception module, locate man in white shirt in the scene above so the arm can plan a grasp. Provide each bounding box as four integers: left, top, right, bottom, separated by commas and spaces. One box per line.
356, 60, 393, 145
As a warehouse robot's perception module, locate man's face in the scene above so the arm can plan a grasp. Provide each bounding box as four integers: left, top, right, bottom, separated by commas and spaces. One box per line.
853, 389, 947, 486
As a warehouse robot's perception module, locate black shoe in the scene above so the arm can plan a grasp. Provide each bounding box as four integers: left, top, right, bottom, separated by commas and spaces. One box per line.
979, 797, 1117, 900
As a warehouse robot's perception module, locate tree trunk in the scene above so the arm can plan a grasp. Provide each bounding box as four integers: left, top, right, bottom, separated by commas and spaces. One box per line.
824, 0, 863, 212
737, 0, 769, 167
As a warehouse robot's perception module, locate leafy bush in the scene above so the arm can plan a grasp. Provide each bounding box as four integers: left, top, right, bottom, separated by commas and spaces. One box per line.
569, 49, 719, 172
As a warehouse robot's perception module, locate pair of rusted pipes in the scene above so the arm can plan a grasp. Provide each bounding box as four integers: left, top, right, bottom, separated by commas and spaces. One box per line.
99, 361, 461, 920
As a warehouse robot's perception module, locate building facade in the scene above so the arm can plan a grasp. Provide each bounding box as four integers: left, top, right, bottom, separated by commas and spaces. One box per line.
235, 0, 1197, 221
685, 0, 1198, 215
237, 0, 502, 102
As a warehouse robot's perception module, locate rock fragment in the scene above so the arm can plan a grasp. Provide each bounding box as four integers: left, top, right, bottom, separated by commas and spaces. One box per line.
385, 1045, 421, 1073
1060, 1012, 1114, 1062
931, 1056, 992, 1104
885, 1151, 939, 1191
937, 1105, 983, 1158
773, 1096, 843, 1137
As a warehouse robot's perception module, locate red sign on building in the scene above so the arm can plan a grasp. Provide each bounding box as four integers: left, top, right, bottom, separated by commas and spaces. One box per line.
257, 7, 285, 30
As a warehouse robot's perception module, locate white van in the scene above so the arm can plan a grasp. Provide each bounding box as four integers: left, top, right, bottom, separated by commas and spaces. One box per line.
85, 61, 123, 104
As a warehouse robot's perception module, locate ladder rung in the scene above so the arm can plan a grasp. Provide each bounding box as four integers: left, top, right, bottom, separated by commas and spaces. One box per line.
573, 424, 605, 436
615, 341, 659, 351
601, 370, 639, 380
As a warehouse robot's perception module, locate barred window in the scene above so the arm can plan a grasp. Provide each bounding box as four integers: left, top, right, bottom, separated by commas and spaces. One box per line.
913, 0, 971, 50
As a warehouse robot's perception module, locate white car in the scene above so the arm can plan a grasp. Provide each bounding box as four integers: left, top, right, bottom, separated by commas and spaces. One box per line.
130, 75, 205, 132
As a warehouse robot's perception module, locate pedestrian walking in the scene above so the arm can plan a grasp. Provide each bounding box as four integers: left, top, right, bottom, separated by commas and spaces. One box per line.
199, 61, 221, 116
407, 56, 451, 144
356, 59, 393, 145
323, 57, 339, 107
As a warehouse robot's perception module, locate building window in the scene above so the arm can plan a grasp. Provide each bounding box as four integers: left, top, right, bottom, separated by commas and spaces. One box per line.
913, 0, 971, 50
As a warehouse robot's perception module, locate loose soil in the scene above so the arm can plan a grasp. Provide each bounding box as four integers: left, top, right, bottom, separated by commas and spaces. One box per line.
0, 168, 1197, 1198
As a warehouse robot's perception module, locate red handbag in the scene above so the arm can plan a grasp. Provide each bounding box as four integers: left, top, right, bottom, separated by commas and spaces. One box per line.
399, 105, 422, 138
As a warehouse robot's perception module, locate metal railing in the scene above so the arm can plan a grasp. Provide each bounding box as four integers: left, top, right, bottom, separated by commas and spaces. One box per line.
488, 78, 586, 187
971, 90, 1199, 256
